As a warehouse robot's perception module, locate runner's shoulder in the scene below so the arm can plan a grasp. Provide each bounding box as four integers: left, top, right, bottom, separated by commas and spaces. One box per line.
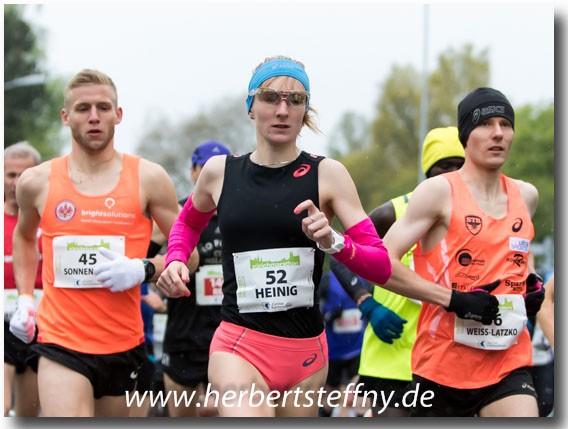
17, 160, 51, 196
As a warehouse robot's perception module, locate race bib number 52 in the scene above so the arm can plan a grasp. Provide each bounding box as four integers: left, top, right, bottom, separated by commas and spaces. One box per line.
233, 247, 315, 313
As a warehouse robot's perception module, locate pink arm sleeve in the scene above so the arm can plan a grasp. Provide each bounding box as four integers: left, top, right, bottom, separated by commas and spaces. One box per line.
165, 194, 215, 267
332, 217, 392, 285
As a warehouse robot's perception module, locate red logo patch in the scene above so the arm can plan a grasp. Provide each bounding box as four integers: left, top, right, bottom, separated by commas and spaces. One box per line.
55, 200, 76, 222
293, 164, 310, 177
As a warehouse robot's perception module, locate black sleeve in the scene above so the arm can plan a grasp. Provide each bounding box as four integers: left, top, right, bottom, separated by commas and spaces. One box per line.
329, 258, 373, 303
317, 271, 331, 302
146, 240, 163, 258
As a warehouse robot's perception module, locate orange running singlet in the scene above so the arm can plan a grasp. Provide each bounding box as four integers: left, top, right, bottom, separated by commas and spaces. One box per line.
38, 154, 152, 354
411, 171, 533, 389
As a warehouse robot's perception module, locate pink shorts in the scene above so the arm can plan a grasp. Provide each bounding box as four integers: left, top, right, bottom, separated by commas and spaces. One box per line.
210, 321, 328, 393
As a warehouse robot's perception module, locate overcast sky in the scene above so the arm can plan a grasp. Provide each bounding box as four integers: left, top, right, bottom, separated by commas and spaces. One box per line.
22, 2, 556, 158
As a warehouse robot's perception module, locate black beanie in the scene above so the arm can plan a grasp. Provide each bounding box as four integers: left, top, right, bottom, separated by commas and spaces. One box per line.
457, 87, 515, 146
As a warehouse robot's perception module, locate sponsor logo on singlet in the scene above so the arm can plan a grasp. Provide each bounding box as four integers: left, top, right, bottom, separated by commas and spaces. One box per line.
105, 198, 115, 209
451, 282, 470, 291
55, 200, 76, 222
293, 164, 310, 178
509, 237, 530, 253
504, 279, 524, 292
465, 215, 482, 235
79, 197, 137, 223
505, 253, 526, 268
512, 218, 523, 233
455, 272, 480, 281
455, 249, 485, 267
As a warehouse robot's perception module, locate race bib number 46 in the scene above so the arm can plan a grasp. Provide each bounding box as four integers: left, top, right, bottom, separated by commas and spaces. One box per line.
233, 247, 315, 313
52, 235, 125, 288
454, 294, 527, 350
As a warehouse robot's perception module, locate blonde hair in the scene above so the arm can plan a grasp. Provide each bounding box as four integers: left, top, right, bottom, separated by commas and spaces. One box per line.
64, 69, 118, 108
4, 141, 41, 165
254, 56, 321, 134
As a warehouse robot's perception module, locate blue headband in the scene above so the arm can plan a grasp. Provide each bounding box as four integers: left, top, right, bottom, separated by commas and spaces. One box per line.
246, 59, 310, 113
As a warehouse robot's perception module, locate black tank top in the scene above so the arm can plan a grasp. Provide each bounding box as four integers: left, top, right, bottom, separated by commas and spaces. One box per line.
163, 200, 222, 357
217, 151, 325, 338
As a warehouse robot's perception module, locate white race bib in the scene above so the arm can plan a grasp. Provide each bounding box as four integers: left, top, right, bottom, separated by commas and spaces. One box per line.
153, 313, 168, 344
4, 289, 43, 321
332, 308, 364, 333
233, 247, 315, 313
195, 264, 224, 306
454, 294, 527, 350
53, 235, 125, 288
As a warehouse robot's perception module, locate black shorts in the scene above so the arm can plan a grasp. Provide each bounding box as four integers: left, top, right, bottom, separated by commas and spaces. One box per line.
4, 322, 39, 373
32, 342, 146, 399
161, 351, 209, 389
326, 355, 360, 388
410, 367, 538, 416
359, 375, 411, 409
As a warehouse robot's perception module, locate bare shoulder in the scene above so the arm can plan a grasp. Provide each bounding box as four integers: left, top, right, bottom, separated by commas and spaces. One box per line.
514, 178, 539, 216
406, 175, 452, 219
318, 157, 350, 179
17, 160, 51, 197
138, 157, 172, 185
412, 175, 451, 200
200, 154, 227, 181
317, 157, 354, 194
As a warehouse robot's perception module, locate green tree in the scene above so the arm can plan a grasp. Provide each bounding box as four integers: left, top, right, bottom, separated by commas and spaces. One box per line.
503, 102, 554, 243
136, 95, 255, 198
327, 111, 371, 159
4, 4, 65, 159
334, 44, 490, 213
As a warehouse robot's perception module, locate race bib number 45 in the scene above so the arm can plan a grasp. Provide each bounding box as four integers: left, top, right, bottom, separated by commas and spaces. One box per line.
454, 294, 527, 350
52, 236, 125, 288
233, 247, 315, 313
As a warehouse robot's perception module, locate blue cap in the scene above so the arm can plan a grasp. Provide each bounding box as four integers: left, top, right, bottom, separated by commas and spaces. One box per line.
191, 141, 231, 166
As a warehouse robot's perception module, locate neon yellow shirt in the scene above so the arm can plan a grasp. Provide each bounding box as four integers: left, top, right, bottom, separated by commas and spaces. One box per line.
358, 192, 421, 381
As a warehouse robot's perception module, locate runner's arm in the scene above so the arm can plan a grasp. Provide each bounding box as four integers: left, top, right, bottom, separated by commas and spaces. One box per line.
537, 275, 554, 349
139, 159, 182, 280
157, 156, 225, 297
382, 177, 454, 306
13, 166, 45, 296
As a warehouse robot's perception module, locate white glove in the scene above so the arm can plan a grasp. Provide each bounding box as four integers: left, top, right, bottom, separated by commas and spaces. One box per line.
9, 295, 36, 344
94, 247, 145, 293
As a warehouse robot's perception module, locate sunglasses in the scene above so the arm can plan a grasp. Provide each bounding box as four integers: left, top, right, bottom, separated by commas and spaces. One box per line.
249, 88, 310, 110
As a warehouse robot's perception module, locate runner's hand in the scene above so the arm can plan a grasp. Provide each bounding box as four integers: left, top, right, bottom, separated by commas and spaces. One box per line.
156, 260, 191, 298
94, 247, 145, 292
294, 199, 334, 249
445, 280, 500, 325
9, 295, 36, 344
359, 296, 407, 344
524, 273, 545, 316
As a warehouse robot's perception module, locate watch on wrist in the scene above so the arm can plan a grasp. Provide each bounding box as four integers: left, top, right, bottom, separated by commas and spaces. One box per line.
142, 259, 156, 283
317, 228, 346, 254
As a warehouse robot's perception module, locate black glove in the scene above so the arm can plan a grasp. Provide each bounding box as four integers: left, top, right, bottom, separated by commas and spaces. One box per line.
445, 280, 500, 325
524, 273, 545, 316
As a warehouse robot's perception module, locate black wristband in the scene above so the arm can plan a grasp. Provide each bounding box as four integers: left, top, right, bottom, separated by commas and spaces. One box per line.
142, 259, 156, 283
